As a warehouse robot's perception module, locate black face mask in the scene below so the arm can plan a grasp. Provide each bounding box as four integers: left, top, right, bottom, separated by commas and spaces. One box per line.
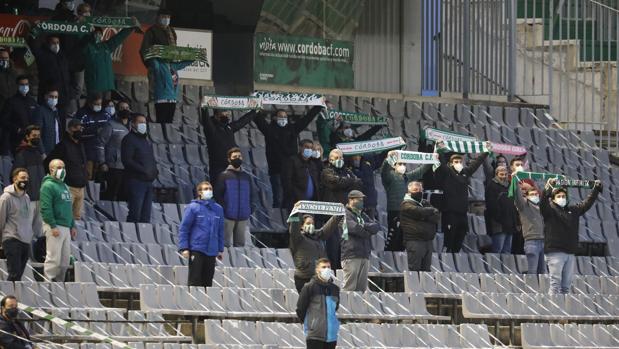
30, 138, 41, 146
72, 131, 83, 140
5, 307, 18, 319
411, 192, 423, 201
230, 158, 242, 168
218, 117, 230, 125
16, 180, 28, 190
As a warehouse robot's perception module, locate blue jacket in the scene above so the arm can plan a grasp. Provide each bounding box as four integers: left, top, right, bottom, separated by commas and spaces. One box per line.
32, 104, 63, 155
121, 131, 158, 182
178, 199, 224, 257
74, 106, 111, 161
214, 166, 253, 221
148, 58, 193, 101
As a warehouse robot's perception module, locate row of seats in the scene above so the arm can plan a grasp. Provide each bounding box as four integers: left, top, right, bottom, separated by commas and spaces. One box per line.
462, 292, 619, 320
139, 285, 447, 321
404, 271, 619, 296
204, 320, 499, 348
0, 281, 106, 310
521, 323, 619, 349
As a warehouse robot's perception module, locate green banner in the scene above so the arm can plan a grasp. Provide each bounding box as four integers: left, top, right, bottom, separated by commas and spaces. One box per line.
144, 45, 208, 64
86, 16, 140, 28
254, 32, 354, 89
0, 36, 27, 47
324, 109, 387, 125
30, 20, 92, 37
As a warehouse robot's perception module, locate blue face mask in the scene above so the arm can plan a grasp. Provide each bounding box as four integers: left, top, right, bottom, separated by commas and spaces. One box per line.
302, 148, 313, 158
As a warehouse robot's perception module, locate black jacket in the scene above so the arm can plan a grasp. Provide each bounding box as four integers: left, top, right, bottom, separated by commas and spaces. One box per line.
340, 207, 380, 260
51, 5, 83, 71
540, 185, 600, 254
75, 106, 111, 162
13, 141, 45, 200
140, 24, 177, 64
485, 178, 519, 235
0, 93, 38, 150
329, 125, 383, 149
281, 153, 321, 209
121, 131, 158, 182
97, 119, 129, 169
400, 194, 440, 241
434, 153, 488, 213
202, 110, 255, 178
0, 67, 17, 107
254, 106, 321, 175
289, 215, 341, 279
0, 316, 31, 349
31, 43, 71, 106
44, 133, 88, 188
319, 165, 362, 205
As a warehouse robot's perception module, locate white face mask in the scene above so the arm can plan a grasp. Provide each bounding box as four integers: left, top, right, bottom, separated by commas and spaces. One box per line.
64, 1, 76, 11
453, 163, 464, 172
554, 197, 567, 208
136, 123, 147, 134
50, 44, 60, 54
201, 190, 213, 200
528, 195, 540, 204
343, 128, 354, 138
159, 17, 171, 26
302, 224, 315, 235
319, 268, 334, 282
515, 165, 524, 173
332, 159, 344, 169
47, 97, 58, 108
277, 118, 288, 127
396, 165, 406, 174
312, 150, 321, 159
93, 105, 102, 113
105, 106, 115, 116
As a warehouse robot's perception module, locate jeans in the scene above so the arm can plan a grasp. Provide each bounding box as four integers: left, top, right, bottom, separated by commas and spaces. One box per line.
269, 174, 282, 208
524, 239, 545, 274
545, 252, 576, 294
126, 178, 153, 223
491, 233, 513, 254
2, 239, 30, 281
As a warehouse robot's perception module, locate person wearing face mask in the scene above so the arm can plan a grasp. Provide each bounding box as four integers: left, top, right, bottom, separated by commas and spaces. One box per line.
434, 145, 490, 253
328, 120, 383, 150
0, 169, 41, 281
281, 139, 322, 211
203, 108, 256, 185
311, 141, 326, 170
340, 190, 380, 291
289, 212, 343, 292
82, 24, 136, 98
74, 93, 111, 178
0, 75, 38, 155
254, 107, 322, 207
40, 159, 77, 282
484, 166, 519, 253
348, 152, 387, 220
541, 178, 602, 294
513, 183, 545, 274
97, 110, 130, 201
400, 181, 440, 272
0, 295, 32, 349
32, 86, 64, 156
296, 258, 340, 349
507, 156, 528, 255
380, 150, 434, 251
29, 34, 71, 114
121, 114, 158, 223
44, 119, 88, 220
214, 148, 256, 247
482, 154, 507, 185
140, 8, 177, 103
0, 49, 17, 110
178, 181, 224, 287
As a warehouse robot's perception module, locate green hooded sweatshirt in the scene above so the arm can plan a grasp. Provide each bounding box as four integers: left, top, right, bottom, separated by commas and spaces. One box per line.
40, 175, 74, 229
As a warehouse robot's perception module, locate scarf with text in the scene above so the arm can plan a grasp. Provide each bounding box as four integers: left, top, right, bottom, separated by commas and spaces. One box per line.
200, 95, 262, 110
253, 91, 326, 107
393, 150, 440, 165
336, 137, 406, 155
144, 45, 208, 64
508, 171, 565, 198
322, 109, 387, 125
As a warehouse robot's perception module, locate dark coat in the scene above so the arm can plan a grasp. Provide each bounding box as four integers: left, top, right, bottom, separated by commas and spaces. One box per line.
32, 44, 71, 106
121, 131, 158, 182
400, 194, 440, 241
434, 153, 488, 213
281, 153, 321, 209
540, 185, 600, 254
289, 215, 341, 279
0, 92, 38, 151
254, 106, 321, 175
340, 207, 380, 260
329, 125, 383, 150
319, 165, 362, 205
45, 133, 88, 188
485, 178, 519, 235
214, 166, 253, 221
51, 4, 84, 71
348, 153, 386, 208
31, 104, 63, 155
74, 106, 111, 162
0, 67, 17, 107
13, 141, 45, 200
96, 119, 129, 169
139, 24, 177, 63
0, 316, 31, 349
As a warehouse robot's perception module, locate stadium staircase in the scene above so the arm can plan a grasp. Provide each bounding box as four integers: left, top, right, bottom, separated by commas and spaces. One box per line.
1, 80, 619, 348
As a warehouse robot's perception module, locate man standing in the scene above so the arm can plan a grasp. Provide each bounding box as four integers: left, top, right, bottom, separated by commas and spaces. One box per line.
0, 295, 32, 349
348, 153, 386, 219
40, 159, 76, 281
485, 166, 518, 253
97, 110, 130, 201
340, 190, 380, 291
254, 107, 322, 207
400, 181, 440, 272
31, 35, 71, 114
296, 258, 339, 349
178, 181, 224, 287
32, 87, 63, 156
121, 114, 158, 223
281, 139, 321, 210
74, 93, 111, 178
0, 169, 41, 281
513, 183, 545, 274
381, 150, 433, 251
434, 144, 490, 253
0, 75, 37, 155
214, 148, 253, 247
541, 178, 601, 293
45, 119, 88, 220
0, 49, 17, 108
140, 8, 177, 103
203, 109, 256, 184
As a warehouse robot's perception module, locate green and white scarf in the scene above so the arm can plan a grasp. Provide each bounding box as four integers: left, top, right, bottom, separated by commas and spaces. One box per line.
421, 127, 477, 143
201, 95, 262, 110
336, 137, 406, 156
30, 20, 92, 37
437, 140, 490, 154
508, 171, 565, 197
0, 36, 34, 66
393, 150, 440, 165
86, 16, 140, 28
322, 109, 387, 125
287, 201, 348, 238
554, 179, 596, 189
144, 45, 208, 63
253, 91, 326, 107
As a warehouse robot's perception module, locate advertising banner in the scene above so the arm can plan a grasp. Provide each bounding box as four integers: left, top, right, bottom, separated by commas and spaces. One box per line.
175, 28, 213, 80
254, 32, 354, 89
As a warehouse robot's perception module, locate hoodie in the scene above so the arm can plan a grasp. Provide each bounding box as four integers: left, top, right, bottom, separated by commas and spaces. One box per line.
0, 184, 40, 243
39, 175, 74, 229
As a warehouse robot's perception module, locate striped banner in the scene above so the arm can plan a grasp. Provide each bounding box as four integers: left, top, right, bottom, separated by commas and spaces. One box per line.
438, 140, 490, 154
18, 304, 134, 349
508, 171, 565, 197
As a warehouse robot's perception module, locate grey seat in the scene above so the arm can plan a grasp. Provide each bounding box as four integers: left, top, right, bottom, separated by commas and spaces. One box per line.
521, 323, 554, 348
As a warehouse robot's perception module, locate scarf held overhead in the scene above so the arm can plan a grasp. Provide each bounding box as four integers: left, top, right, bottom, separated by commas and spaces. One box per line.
508, 171, 565, 198
336, 137, 406, 155
322, 109, 387, 125
86, 16, 140, 28
437, 140, 490, 154
253, 91, 326, 107
394, 150, 440, 165
201, 95, 262, 110
30, 20, 92, 37
144, 45, 209, 64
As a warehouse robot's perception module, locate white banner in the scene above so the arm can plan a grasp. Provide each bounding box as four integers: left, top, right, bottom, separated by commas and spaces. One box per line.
336, 137, 406, 155
201, 95, 262, 110
394, 151, 440, 165
175, 28, 213, 80
253, 91, 326, 106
